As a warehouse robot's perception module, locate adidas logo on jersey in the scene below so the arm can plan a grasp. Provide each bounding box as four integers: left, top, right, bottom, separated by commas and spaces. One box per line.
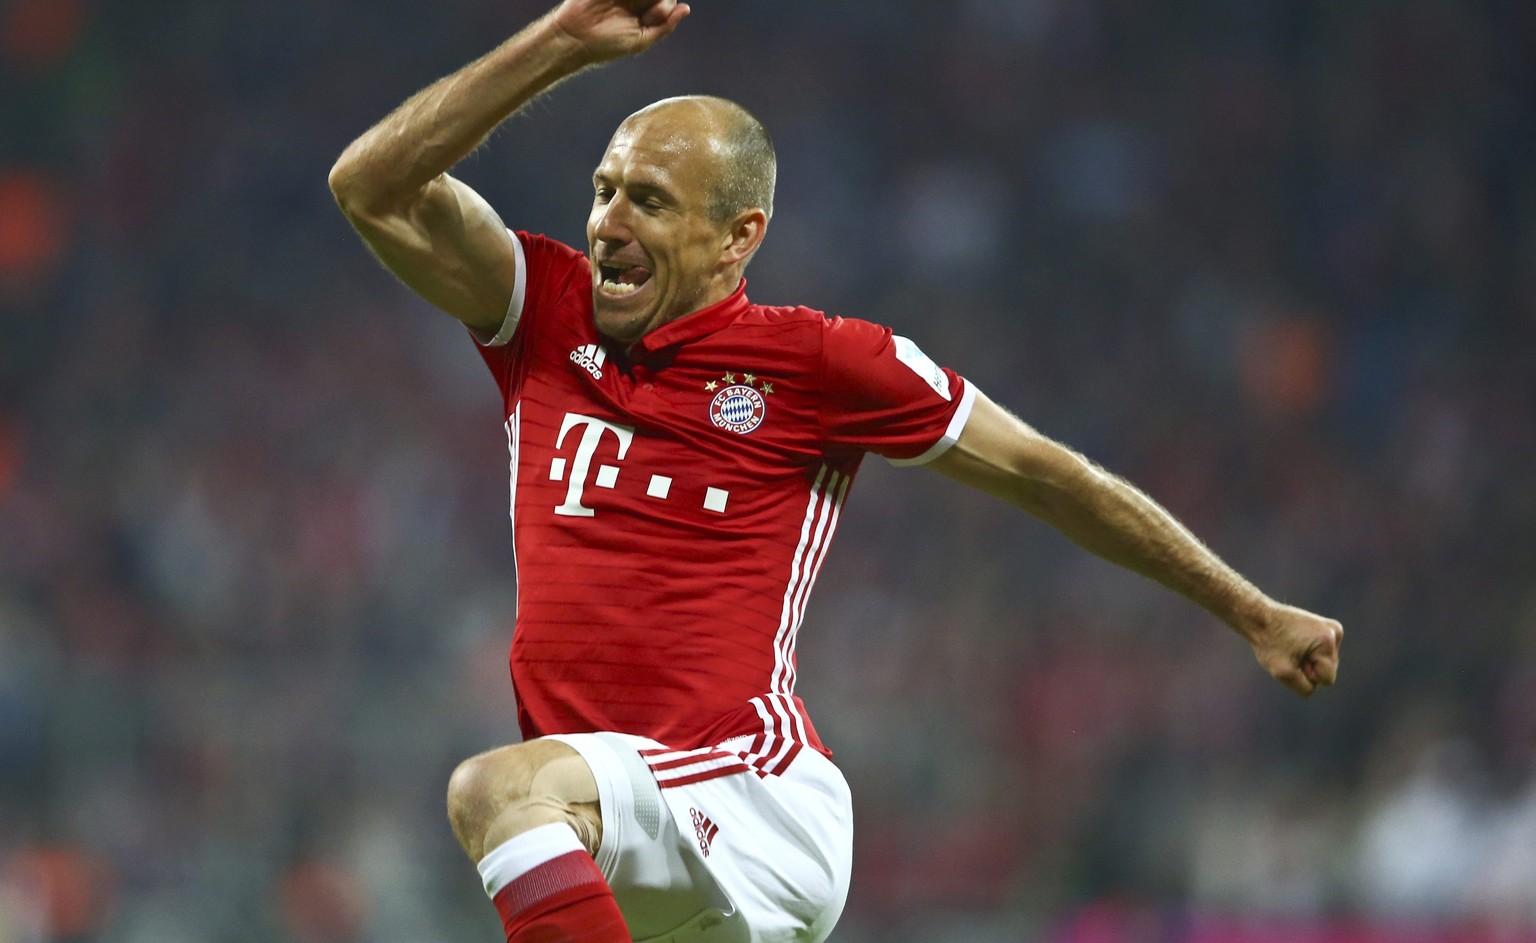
690, 807, 719, 857
569, 344, 607, 380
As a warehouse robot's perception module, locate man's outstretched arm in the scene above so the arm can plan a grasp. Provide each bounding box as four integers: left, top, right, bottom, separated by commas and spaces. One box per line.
928, 390, 1343, 697
327, 0, 690, 332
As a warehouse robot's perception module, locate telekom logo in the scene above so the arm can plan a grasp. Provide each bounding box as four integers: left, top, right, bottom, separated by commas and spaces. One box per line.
543, 411, 732, 517
549, 412, 634, 517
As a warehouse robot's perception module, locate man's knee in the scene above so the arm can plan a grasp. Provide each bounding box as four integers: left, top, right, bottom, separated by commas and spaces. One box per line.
446, 739, 602, 861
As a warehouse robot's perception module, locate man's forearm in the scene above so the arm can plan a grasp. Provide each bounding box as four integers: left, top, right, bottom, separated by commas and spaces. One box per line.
329, 13, 588, 213
935, 377, 1339, 693
931, 394, 1277, 638
1033, 456, 1275, 638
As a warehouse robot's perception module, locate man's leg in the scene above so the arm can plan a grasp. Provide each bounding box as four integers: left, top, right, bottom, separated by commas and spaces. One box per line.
447, 739, 628, 943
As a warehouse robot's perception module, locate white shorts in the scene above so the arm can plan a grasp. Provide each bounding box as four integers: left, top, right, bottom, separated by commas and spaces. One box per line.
546, 732, 854, 943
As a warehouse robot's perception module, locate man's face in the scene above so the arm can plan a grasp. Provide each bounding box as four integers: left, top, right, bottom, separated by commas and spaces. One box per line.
586, 110, 729, 346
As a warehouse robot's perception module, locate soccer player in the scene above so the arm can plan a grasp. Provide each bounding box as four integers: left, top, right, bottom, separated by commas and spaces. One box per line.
328, 1, 1344, 940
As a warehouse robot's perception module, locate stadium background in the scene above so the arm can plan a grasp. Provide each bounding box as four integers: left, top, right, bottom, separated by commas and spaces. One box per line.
2, 0, 1534, 940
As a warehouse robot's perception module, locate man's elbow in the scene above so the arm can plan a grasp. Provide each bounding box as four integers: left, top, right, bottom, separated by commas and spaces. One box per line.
328, 152, 430, 225
327, 153, 369, 215
327, 142, 400, 219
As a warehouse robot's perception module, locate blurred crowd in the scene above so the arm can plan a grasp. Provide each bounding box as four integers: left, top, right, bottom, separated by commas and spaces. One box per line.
1, 0, 1534, 940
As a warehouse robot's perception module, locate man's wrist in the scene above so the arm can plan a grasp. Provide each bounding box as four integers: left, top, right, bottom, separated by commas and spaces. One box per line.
1227, 592, 1281, 645
536, 12, 597, 68
480, 12, 598, 90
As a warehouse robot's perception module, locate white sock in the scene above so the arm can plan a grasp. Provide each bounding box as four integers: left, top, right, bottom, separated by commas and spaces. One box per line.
476, 822, 587, 898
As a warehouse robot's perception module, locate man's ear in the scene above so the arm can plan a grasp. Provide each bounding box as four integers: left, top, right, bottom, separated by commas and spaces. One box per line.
720, 208, 769, 266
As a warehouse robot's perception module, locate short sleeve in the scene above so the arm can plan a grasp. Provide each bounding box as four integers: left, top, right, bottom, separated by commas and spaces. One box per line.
473, 231, 590, 394
819, 316, 977, 465
467, 227, 529, 348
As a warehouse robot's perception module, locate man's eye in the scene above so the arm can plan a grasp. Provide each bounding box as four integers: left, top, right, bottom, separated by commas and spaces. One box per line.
594, 188, 614, 203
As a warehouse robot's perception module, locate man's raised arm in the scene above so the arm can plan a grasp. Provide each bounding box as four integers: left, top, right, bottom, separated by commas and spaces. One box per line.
327, 0, 690, 333
928, 391, 1344, 697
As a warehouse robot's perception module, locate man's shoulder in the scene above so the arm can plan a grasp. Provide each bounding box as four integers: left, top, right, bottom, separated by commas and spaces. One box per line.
740, 303, 896, 337
515, 231, 594, 333
734, 301, 830, 340
723, 302, 906, 363
743, 300, 827, 322
517, 231, 590, 280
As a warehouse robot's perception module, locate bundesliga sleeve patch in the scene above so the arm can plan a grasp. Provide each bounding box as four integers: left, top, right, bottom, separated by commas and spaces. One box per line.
893, 336, 952, 401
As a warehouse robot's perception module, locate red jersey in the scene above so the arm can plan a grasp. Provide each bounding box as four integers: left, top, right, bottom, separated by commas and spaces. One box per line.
476, 232, 975, 769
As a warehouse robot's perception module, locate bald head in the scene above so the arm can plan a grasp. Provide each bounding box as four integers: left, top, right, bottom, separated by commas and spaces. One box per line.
618, 96, 776, 225
587, 96, 775, 342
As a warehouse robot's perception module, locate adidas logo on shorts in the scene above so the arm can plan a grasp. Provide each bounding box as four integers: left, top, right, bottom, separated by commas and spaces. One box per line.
690, 807, 719, 857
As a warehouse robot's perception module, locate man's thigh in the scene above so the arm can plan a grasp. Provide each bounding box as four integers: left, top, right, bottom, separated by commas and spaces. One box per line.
547, 732, 853, 943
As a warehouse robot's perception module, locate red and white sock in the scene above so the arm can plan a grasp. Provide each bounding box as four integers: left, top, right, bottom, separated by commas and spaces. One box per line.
476, 823, 628, 943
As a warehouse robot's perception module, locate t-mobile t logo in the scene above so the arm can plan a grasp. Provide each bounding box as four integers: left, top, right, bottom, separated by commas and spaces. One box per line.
549, 412, 634, 517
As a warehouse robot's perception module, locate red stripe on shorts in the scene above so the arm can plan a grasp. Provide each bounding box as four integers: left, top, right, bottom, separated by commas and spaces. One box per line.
653, 760, 756, 789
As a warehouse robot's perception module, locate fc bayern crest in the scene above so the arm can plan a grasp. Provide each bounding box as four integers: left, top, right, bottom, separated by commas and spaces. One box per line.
709, 384, 767, 434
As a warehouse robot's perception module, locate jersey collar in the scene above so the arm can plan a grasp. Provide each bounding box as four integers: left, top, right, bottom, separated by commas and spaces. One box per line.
627, 279, 750, 356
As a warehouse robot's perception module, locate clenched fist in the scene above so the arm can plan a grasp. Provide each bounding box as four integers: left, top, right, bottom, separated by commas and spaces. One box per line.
1247, 602, 1343, 697
549, 0, 692, 65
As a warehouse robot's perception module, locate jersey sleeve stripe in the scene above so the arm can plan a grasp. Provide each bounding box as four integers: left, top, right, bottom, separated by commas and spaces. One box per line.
885, 379, 978, 466
477, 228, 528, 348
506, 407, 521, 576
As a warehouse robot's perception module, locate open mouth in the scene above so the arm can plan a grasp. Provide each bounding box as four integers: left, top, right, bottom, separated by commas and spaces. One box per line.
597, 262, 653, 296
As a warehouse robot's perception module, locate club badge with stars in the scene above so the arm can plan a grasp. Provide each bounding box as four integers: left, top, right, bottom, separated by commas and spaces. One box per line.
706, 371, 772, 435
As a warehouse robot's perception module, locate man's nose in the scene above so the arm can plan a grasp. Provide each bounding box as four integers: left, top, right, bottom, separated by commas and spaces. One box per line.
592, 198, 633, 243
